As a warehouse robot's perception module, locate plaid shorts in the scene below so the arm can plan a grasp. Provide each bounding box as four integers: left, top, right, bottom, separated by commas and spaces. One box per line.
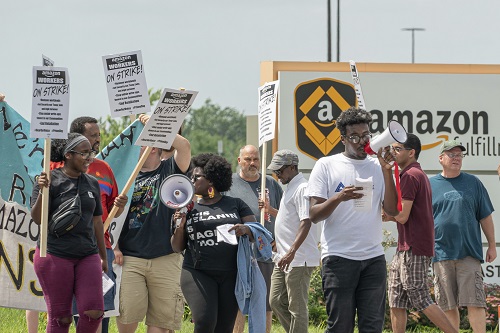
388, 250, 434, 311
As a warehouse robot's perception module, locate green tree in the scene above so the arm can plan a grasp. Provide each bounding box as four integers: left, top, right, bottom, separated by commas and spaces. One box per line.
148, 87, 162, 106
182, 99, 246, 171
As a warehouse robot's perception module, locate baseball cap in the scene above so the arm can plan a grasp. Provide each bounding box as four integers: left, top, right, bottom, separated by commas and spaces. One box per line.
267, 149, 299, 171
439, 140, 466, 154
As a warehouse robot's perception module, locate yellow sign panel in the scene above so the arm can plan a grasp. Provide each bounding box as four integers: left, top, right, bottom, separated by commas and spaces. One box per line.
294, 78, 357, 160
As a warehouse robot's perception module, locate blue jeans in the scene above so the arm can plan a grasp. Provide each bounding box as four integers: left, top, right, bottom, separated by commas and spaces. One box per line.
322, 254, 386, 333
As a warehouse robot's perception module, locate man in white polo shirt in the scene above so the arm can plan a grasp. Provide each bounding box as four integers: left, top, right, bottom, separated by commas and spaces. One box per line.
267, 150, 320, 333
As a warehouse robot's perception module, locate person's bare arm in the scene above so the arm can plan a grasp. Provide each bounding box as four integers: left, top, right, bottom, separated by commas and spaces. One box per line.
172, 134, 191, 173
113, 194, 128, 218
309, 185, 363, 223
278, 218, 312, 272
382, 200, 414, 224
480, 214, 496, 263
31, 172, 49, 224
171, 211, 188, 253
93, 215, 108, 273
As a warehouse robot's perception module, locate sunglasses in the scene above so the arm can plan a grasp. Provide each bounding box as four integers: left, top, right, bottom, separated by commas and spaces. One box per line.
191, 174, 206, 182
273, 165, 291, 176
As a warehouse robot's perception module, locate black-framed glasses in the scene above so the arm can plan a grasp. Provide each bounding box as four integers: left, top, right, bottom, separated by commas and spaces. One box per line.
391, 146, 413, 153
345, 133, 372, 144
70, 150, 96, 159
443, 152, 466, 159
273, 165, 290, 176
191, 174, 206, 182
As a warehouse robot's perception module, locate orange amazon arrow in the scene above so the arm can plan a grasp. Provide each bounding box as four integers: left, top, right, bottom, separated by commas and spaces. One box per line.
422, 135, 449, 150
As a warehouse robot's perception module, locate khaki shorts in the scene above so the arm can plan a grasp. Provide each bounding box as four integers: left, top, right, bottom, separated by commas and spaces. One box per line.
432, 256, 486, 311
117, 253, 184, 329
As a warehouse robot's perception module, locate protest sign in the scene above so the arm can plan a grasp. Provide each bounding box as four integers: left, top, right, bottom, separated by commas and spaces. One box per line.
102, 50, 150, 117
258, 80, 279, 147
349, 60, 366, 109
135, 88, 198, 150
42, 55, 54, 67
30, 66, 70, 139
257, 80, 279, 224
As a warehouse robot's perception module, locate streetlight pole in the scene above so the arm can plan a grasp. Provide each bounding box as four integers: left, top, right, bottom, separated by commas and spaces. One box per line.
327, 0, 331, 62
336, 0, 340, 62
327, 0, 340, 62
402, 28, 425, 63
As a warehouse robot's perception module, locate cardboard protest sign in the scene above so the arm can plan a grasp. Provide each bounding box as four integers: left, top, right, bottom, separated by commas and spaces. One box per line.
258, 80, 279, 147
102, 50, 150, 117
257, 80, 279, 224
349, 60, 366, 109
30, 66, 70, 139
135, 88, 198, 150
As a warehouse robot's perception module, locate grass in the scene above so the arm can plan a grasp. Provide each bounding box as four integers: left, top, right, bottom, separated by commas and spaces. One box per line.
1, 307, 497, 332
0, 308, 326, 333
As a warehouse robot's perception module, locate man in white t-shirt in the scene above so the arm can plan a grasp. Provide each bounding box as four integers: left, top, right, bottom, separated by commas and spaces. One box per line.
308, 106, 399, 333
267, 149, 320, 333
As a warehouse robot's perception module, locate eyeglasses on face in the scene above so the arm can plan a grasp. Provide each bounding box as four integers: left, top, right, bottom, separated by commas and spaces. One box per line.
273, 165, 291, 176
391, 146, 413, 153
70, 150, 96, 159
191, 174, 206, 182
345, 133, 372, 144
443, 152, 465, 159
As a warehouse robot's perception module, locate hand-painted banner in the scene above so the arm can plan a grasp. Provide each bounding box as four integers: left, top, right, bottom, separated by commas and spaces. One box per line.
0, 100, 144, 312
0, 101, 46, 311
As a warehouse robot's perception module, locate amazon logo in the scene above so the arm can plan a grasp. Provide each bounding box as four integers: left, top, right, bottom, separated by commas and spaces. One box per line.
294, 78, 357, 160
369, 110, 489, 151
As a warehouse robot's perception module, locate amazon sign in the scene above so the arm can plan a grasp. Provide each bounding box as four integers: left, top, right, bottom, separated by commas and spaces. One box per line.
273, 63, 500, 171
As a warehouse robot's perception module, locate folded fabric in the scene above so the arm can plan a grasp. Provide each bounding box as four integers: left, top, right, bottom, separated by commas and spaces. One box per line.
235, 222, 273, 333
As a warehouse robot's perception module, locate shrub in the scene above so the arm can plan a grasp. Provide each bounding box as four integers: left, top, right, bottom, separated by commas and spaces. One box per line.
308, 267, 327, 327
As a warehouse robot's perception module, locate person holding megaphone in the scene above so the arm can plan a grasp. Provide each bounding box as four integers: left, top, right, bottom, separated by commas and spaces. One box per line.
307, 107, 399, 333
171, 153, 258, 333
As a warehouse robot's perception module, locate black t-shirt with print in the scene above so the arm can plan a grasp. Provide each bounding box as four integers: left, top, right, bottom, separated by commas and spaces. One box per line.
183, 196, 254, 271
119, 158, 182, 259
30, 168, 103, 258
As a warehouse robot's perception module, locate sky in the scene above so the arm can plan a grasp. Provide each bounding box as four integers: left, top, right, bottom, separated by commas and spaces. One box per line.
2, 0, 500, 122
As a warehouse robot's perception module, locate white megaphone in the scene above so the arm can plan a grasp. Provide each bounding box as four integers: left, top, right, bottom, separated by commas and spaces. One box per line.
160, 174, 195, 228
159, 174, 195, 209
364, 120, 408, 155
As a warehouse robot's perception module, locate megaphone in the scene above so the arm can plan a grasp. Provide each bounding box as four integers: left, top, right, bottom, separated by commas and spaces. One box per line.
364, 120, 407, 155
159, 174, 195, 209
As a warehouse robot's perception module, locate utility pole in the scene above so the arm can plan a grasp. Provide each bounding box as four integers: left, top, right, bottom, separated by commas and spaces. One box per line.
327, 0, 340, 62
402, 28, 425, 63
336, 0, 340, 62
327, 0, 331, 62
